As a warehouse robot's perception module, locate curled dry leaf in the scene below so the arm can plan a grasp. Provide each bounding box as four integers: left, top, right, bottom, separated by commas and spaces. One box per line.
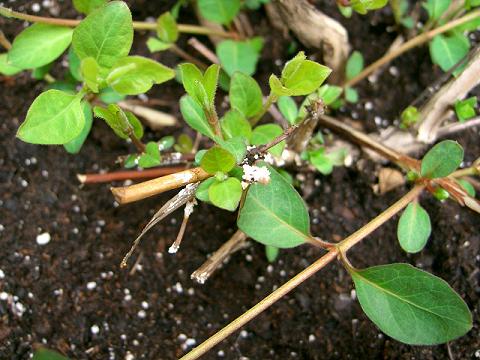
373, 167, 405, 195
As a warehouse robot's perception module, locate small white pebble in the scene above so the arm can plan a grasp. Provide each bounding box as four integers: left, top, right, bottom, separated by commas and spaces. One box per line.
91, 325, 100, 335
245, 254, 253, 262
0, 292, 9, 300
178, 333, 187, 342
21, 179, 28, 187
174, 282, 183, 294
267, 265, 274, 273
185, 338, 196, 347
217, 350, 225, 357
36, 232, 51, 245
308, 334, 316, 343
31, 3, 41, 12
141, 301, 149, 309
125, 351, 134, 360
86, 281, 97, 290
0, 269, 5, 279
240, 330, 248, 338
137, 310, 147, 319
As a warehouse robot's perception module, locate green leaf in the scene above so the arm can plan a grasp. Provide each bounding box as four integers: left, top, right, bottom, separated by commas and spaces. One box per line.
73, 0, 108, 14
200, 146, 236, 174
0, 53, 21, 75
179, 63, 219, 107
350, 0, 388, 14
17, 90, 84, 145
196, 177, 216, 202
275, 52, 331, 96
64, 101, 93, 154
31, 62, 53, 80
81, 57, 101, 92
308, 148, 333, 175
278, 96, 298, 124
138, 141, 161, 168
423, 0, 451, 21
317, 84, 343, 105
198, 0, 241, 25
146, 37, 172, 52
202, 64, 220, 106
174, 134, 193, 153
420, 140, 464, 178
68, 46, 82, 81
98, 87, 125, 104
265, 245, 279, 262
106, 56, 174, 95
221, 109, 252, 140
397, 203, 432, 253
159, 136, 175, 151
269, 74, 292, 96
33, 348, 69, 360
238, 164, 310, 248
251, 124, 284, 157
157, 12, 179, 43
8, 24, 73, 70
72, 1, 133, 70
229, 72, 263, 117
345, 87, 359, 103
179, 95, 216, 139
216, 38, 263, 76
346, 51, 364, 80
454, 96, 477, 122
457, 179, 476, 197
400, 105, 420, 129
209, 177, 243, 211
352, 263, 472, 345
93, 104, 142, 139
218, 136, 248, 163
429, 33, 470, 73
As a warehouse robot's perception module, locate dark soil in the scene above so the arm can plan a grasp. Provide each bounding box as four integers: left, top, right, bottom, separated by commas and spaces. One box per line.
1, 1, 479, 359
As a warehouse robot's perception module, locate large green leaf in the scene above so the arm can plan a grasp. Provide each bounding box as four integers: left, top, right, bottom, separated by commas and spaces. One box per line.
429, 33, 470, 73
238, 164, 310, 248
8, 24, 73, 70
229, 72, 263, 117
179, 95, 216, 140
106, 56, 174, 95
220, 109, 252, 140
72, 1, 133, 70
216, 38, 263, 76
198, 0, 241, 25
420, 140, 464, 178
352, 264, 472, 345
64, 101, 93, 154
17, 90, 84, 145
397, 203, 431, 253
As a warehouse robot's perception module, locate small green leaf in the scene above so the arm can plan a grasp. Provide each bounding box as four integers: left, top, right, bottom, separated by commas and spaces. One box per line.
238, 164, 310, 248
159, 136, 175, 150
216, 38, 263, 76
98, 87, 125, 104
350, 0, 388, 14
218, 136, 248, 163
202, 64, 220, 106
221, 109, 252, 140
346, 51, 364, 80
8, 24, 73, 70
73, 0, 108, 14
17, 90, 84, 145
93, 104, 142, 139
200, 146, 236, 174
138, 141, 161, 168
277, 96, 298, 124
269, 74, 292, 96
352, 263, 472, 345
81, 57, 100, 92
317, 85, 343, 105
198, 0, 241, 25
454, 96, 477, 122
345, 87, 359, 103
209, 177, 243, 211
31, 62, 53, 80
0, 53, 21, 75
423, 0, 452, 21
400, 105, 420, 129
179, 63, 219, 107
420, 140, 464, 178
196, 177, 216, 202
276, 52, 331, 96
179, 95, 216, 140
265, 245, 279, 262
157, 12, 179, 43
64, 101, 93, 154
72, 1, 133, 70
397, 202, 432, 253
429, 33, 470, 73
308, 148, 334, 175
33, 348, 69, 360
457, 179, 476, 197
174, 134, 193, 153
146, 37, 172, 52
106, 56, 174, 95
229, 72, 263, 117
251, 124, 284, 157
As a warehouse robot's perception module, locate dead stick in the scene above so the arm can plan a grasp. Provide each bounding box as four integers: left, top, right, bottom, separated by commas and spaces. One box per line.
77, 167, 185, 184
111, 167, 210, 204
188, 37, 220, 64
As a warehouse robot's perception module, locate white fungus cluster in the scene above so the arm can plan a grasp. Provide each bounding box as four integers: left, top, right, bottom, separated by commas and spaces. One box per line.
241, 164, 271, 189
183, 199, 197, 218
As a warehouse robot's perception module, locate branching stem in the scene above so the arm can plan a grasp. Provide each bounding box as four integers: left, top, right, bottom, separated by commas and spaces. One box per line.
250, 93, 278, 126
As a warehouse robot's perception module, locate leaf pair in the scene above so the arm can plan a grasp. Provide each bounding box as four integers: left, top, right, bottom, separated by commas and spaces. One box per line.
179, 63, 220, 110
147, 12, 179, 53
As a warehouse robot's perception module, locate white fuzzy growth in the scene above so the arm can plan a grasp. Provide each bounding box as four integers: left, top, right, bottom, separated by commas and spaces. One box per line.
168, 244, 179, 254
184, 199, 197, 217
242, 164, 271, 184
173, 171, 194, 183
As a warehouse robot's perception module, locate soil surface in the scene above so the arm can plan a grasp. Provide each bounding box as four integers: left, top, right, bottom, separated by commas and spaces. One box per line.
1, 1, 479, 359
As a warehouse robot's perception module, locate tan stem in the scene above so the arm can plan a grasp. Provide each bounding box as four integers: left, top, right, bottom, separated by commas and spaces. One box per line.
111, 167, 210, 204
343, 10, 480, 88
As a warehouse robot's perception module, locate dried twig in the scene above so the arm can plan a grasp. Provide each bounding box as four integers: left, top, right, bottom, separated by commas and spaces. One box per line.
77, 166, 186, 184
188, 37, 220, 64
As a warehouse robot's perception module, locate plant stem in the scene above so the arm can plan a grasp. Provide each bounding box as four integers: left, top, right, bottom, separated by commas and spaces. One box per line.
77, 166, 186, 184
343, 10, 480, 88
180, 185, 424, 360
0, 30, 12, 50
250, 93, 278, 126
0, 5, 236, 38
170, 43, 208, 70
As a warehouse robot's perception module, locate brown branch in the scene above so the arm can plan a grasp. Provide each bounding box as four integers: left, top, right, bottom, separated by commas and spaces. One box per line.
77, 166, 186, 184
170, 44, 208, 70
188, 37, 220, 64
